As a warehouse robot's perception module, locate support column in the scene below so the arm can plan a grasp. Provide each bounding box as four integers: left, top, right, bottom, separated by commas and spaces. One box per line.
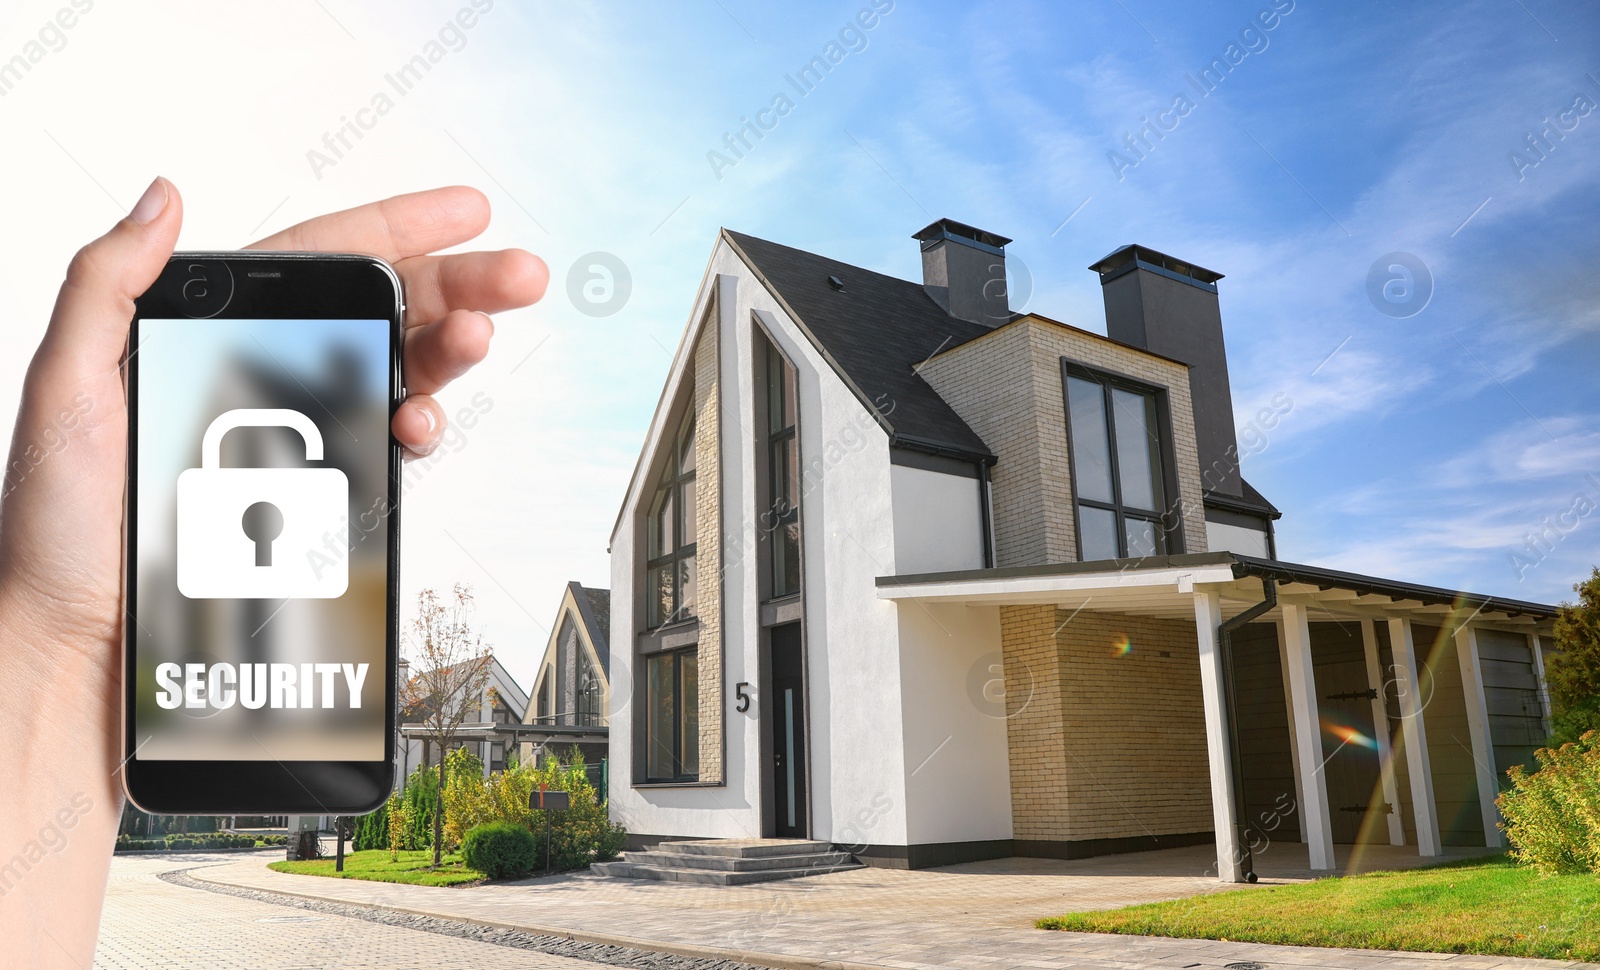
1194, 590, 1243, 883
1530, 633, 1554, 738
1389, 617, 1441, 856
1281, 602, 1334, 871
1360, 619, 1406, 846
1455, 624, 1504, 847
1275, 620, 1308, 844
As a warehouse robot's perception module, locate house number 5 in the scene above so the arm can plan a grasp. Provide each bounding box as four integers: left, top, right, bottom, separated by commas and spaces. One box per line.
735, 682, 752, 713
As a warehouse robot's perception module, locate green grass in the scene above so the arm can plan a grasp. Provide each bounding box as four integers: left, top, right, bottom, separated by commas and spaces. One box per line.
269, 849, 485, 887
1037, 855, 1600, 962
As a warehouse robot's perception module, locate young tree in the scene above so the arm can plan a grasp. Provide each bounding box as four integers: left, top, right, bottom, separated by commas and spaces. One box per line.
1547, 567, 1600, 747
400, 584, 496, 867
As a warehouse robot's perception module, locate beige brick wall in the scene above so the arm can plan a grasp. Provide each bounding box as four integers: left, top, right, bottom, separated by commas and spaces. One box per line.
693, 331, 724, 784
1002, 606, 1214, 842
919, 317, 1208, 565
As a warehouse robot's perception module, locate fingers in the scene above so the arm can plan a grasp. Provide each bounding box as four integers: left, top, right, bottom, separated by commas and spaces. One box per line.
246, 186, 489, 262
34, 177, 183, 381
404, 310, 493, 396
396, 248, 548, 329
393, 394, 446, 458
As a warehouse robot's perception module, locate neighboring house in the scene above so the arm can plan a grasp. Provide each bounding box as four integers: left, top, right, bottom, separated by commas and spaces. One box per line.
519, 581, 612, 770
607, 219, 1559, 880
398, 655, 530, 779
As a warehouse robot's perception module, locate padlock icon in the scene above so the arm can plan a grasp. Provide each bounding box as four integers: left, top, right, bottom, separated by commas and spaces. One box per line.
176, 408, 350, 599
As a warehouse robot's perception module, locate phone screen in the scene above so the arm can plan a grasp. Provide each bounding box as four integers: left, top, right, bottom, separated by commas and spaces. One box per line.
131, 316, 393, 762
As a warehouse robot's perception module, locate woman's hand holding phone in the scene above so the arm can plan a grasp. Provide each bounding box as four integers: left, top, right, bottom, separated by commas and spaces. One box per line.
0, 179, 548, 969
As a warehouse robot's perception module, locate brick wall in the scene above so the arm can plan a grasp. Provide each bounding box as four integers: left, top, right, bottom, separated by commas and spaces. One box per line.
919, 317, 1208, 566
1002, 605, 1214, 843
693, 331, 724, 784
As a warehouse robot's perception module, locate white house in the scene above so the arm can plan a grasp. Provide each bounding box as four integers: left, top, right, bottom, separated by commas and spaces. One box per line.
398, 655, 529, 779
604, 220, 1559, 879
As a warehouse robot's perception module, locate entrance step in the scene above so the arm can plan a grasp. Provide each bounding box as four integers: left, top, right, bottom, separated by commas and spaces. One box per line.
591, 838, 862, 885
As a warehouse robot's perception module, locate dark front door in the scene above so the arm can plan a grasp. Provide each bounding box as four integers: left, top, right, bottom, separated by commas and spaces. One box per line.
770, 622, 808, 838
1311, 624, 1387, 844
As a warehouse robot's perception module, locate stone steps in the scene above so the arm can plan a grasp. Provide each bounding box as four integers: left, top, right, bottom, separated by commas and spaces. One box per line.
591, 838, 862, 886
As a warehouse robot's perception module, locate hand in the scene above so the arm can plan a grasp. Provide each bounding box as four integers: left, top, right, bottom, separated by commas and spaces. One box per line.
0, 179, 547, 968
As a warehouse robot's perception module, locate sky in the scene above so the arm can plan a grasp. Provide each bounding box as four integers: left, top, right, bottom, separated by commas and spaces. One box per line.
1, 0, 1597, 691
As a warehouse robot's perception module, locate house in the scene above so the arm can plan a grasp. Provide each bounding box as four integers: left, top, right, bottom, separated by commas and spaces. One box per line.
398, 655, 529, 779
605, 219, 1559, 880
519, 581, 612, 772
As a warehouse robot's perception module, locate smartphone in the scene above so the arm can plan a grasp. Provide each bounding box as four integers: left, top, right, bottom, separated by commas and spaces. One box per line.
122, 252, 404, 815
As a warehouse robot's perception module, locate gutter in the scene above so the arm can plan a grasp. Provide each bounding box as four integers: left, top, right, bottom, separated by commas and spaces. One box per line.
1216, 576, 1275, 883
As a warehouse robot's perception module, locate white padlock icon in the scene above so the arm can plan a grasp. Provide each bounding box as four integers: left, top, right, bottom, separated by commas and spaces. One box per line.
176, 408, 349, 600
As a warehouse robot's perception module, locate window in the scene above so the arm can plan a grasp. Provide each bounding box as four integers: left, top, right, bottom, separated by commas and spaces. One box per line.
533, 669, 554, 725
1063, 364, 1174, 560
647, 411, 697, 627
763, 341, 801, 598
644, 648, 699, 781
576, 644, 602, 727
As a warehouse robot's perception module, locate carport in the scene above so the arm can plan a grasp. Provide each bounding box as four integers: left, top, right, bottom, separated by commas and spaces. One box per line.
876, 552, 1558, 882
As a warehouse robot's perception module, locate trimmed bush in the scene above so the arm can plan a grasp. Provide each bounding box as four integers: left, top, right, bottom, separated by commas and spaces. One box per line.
461, 821, 538, 879
1499, 730, 1600, 874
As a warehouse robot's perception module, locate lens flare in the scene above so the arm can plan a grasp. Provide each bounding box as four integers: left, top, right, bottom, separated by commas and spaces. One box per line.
1323, 720, 1378, 750
1113, 634, 1132, 656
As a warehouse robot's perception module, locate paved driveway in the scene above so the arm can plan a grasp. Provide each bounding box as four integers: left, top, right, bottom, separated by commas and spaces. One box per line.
177, 843, 1593, 970
95, 852, 598, 970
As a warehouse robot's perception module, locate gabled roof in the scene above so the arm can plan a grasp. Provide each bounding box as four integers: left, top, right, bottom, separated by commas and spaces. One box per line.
723, 230, 996, 462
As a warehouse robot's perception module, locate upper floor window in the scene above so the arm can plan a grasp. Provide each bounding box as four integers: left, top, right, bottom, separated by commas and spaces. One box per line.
576, 644, 603, 727
647, 410, 697, 627
534, 668, 554, 725
1063, 363, 1174, 560
764, 341, 801, 598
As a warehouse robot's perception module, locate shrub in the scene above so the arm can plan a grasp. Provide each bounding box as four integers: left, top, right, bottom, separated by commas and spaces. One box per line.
461, 821, 538, 879
442, 747, 626, 869
1499, 730, 1600, 874
1547, 568, 1600, 747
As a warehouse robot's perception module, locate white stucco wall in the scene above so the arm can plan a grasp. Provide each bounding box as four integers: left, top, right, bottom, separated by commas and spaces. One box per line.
889, 464, 985, 575
607, 240, 916, 848
895, 602, 1013, 845
1205, 520, 1270, 557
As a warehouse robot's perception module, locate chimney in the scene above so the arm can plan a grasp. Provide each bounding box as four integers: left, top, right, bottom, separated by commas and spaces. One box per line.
1088, 245, 1244, 498
914, 218, 1013, 327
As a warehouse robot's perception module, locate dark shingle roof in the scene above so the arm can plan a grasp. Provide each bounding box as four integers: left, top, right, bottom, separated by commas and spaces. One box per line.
571, 583, 610, 672
724, 230, 995, 461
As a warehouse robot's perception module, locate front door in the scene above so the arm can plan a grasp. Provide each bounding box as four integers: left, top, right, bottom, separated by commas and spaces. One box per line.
1312, 624, 1387, 844
770, 622, 808, 838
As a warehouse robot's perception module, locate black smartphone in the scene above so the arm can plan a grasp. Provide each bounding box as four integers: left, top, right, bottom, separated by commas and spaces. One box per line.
122, 252, 404, 815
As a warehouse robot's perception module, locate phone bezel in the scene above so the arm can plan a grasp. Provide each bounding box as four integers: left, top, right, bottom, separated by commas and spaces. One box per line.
122, 251, 405, 815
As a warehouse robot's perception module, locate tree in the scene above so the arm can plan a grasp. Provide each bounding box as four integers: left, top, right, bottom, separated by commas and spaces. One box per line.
400, 584, 496, 867
1547, 567, 1600, 748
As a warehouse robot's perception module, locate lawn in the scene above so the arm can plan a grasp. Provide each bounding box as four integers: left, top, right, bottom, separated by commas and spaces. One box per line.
1038, 855, 1600, 962
269, 849, 485, 887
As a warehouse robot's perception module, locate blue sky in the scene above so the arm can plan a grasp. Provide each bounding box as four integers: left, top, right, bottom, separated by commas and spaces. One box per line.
1, 0, 1596, 684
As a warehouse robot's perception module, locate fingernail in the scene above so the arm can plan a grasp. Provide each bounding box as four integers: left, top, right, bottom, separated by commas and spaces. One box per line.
420, 406, 438, 434
128, 177, 167, 225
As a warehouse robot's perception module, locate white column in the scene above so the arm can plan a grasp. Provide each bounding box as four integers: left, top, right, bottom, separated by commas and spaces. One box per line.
1274, 620, 1308, 844
1455, 624, 1504, 847
1388, 618, 1441, 855
1360, 619, 1406, 846
1530, 633, 1554, 738
1194, 590, 1243, 883
1281, 602, 1335, 871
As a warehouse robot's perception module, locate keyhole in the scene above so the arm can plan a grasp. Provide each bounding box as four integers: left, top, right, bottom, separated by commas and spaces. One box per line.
242, 501, 284, 567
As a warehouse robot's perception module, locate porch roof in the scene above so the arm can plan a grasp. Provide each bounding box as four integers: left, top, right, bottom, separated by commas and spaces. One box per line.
875, 552, 1558, 629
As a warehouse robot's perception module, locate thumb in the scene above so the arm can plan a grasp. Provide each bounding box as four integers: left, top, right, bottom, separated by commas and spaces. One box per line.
31, 177, 183, 385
